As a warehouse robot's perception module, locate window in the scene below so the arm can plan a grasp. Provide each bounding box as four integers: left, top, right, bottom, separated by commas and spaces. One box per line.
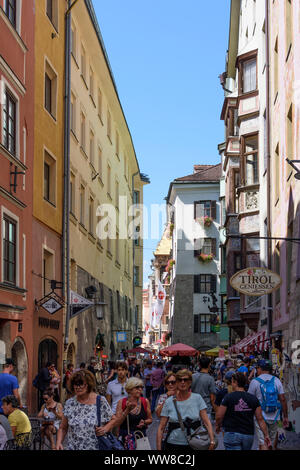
274, 37, 278, 101
70, 93, 76, 134
242, 57, 257, 93
89, 130, 94, 165
89, 197, 94, 235
107, 109, 112, 142
115, 180, 119, 209
3, 89, 16, 155
3, 216, 17, 285
98, 147, 102, 179
116, 291, 121, 316
194, 315, 211, 334
44, 62, 57, 119
44, 151, 56, 205
286, 104, 293, 180
286, 0, 292, 60
194, 238, 216, 257
134, 266, 139, 286
194, 275, 217, 293
43, 248, 54, 296
71, 22, 77, 58
98, 89, 103, 122
116, 131, 119, 157
241, 134, 259, 186
70, 173, 75, 214
80, 112, 86, 150
5, 0, 16, 28
287, 222, 293, 291
233, 171, 240, 212
80, 185, 85, 225
116, 232, 120, 263
133, 191, 140, 205
81, 45, 86, 82
194, 201, 216, 220
274, 143, 280, 203
274, 244, 280, 304
46, 0, 58, 30
90, 68, 94, 100
109, 289, 114, 324
107, 164, 111, 197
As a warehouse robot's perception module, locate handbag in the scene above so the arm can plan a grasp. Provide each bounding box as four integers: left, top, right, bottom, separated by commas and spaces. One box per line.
134, 430, 151, 450
172, 398, 218, 451
96, 395, 124, 451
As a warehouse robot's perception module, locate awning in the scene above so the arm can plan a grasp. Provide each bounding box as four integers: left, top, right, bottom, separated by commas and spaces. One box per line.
229, 330, 268, 354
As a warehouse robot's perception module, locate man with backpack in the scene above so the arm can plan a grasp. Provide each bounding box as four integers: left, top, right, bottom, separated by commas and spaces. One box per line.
248, 359, 289, 450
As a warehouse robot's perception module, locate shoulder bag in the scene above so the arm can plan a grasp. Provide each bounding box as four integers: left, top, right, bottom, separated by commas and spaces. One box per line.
96, 395, 124, 451
172, 397, 218, 451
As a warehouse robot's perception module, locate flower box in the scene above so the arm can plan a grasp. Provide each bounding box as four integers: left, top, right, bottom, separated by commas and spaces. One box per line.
198, 253, 213, 263
195, 216, 213, 228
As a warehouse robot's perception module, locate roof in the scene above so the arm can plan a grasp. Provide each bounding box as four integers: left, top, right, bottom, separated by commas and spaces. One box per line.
154, 225, 172, 257
174, 164, 222, 182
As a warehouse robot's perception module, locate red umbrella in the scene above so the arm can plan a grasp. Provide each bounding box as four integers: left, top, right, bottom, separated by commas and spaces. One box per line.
159, 343, 198, 357
126, 347, 152, 354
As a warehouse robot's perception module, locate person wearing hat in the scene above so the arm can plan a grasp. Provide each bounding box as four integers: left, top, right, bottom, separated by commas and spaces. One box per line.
0, 359, 22, 415
248, 359, 289, 450
215, 371, 235, 408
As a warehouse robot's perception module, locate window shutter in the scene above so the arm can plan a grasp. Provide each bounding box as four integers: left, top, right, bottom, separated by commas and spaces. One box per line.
198, 238, 204, 255
194, 275, 200, 293
210, 275, 217, 293
212, 238, 217, 257
211, 201, 217, 220
194, 202, 197, 219
194, 239, 201, 257
194, 315, 199, 333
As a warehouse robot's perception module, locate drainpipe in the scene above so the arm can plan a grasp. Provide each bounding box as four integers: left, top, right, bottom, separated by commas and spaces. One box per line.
265, 0, 273, 344
132, 171, 139, 336
63, 0, 73, 348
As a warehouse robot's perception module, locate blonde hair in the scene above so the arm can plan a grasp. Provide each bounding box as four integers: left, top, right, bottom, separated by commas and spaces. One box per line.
175, 369, 192, 381
125, 377, 144, 393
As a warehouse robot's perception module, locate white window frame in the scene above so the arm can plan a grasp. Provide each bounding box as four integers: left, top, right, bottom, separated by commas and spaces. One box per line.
1, 205, 20, 286
1, 76, 20, 159
3, 0, 22, 35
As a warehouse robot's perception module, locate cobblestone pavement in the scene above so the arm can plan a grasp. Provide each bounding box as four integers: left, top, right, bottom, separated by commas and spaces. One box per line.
147, 413, 300, 451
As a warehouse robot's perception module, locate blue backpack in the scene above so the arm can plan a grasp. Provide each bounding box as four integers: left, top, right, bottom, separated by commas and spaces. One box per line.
255, 376, 281, 420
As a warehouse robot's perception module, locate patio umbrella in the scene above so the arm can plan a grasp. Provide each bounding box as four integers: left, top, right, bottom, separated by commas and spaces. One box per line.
204, 347, 229, 357
159, 343, 198, 357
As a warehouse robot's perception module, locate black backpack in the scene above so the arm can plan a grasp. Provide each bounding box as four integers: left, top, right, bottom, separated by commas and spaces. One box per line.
32, 374, 40, 389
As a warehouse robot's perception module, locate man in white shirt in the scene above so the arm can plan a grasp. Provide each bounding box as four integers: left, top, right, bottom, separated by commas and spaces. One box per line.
106, 362, 128, 414
248, 360, 288, 450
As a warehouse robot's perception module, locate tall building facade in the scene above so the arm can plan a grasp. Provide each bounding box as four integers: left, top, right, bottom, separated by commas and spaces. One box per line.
66, 0, 148, 363
221, 0, 269, 349
0, 0, 35, 410
166, 164, 227, 351
31, 0, 66, 411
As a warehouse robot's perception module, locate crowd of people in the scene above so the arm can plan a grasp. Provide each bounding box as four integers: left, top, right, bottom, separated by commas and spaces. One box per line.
0, 352, 291, 451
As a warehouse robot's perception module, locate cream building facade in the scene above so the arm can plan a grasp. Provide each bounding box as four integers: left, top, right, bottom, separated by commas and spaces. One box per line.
66, 0, 148, 363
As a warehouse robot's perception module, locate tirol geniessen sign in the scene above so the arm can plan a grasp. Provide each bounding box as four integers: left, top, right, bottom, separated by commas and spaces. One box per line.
230, 267, 282, 296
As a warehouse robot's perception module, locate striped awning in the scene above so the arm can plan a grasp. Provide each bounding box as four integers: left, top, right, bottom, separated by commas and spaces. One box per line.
229, 330, 268, 354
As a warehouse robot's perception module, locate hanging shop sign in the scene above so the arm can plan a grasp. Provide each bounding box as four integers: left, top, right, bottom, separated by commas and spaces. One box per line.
36, 292, 65, 315
116, 332, 127, 343
230, 267, 282, 297
70, 290, 94, 318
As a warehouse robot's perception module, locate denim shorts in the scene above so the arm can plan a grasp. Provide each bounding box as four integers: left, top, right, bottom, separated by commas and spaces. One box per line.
223, 432, 254, 450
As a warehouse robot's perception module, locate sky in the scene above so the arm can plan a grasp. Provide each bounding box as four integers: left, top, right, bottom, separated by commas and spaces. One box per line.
93, 0, 230, 285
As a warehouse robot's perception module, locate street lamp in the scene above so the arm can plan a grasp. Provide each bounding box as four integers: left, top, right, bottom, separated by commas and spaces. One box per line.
95, 301, 106, 320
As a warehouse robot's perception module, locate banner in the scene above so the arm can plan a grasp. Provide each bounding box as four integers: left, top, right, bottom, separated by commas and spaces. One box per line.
154, 280, 166, 326
70, 290, 94, 318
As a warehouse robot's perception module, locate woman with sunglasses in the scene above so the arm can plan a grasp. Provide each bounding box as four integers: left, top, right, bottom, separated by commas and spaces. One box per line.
155, 372, 177, 418
157, 369, 215, 451
56, 370, 117, 450
115, 377, 152, 448
38, 388, 63, 449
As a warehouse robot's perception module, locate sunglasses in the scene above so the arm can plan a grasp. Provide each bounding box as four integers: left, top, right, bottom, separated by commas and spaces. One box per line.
166, 380, 176, 385
177, 378, 190, 383
74, 381, 87, 388
134, 386, 143, 390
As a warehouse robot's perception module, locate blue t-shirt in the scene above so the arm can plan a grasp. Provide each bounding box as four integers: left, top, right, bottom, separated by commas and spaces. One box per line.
238, 366, 248, 374
161, 393, 207, 445
0, 373, 19, 413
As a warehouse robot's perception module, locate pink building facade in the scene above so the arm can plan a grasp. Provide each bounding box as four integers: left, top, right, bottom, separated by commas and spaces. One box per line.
0, 0, 35, 410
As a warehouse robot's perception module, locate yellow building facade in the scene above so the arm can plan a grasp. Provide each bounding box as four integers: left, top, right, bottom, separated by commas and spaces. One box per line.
32, 0, 66, 392
66, 0, 147, 363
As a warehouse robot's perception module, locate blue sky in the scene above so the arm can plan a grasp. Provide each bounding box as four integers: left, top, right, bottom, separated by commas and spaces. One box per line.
93, 0, 230, 284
